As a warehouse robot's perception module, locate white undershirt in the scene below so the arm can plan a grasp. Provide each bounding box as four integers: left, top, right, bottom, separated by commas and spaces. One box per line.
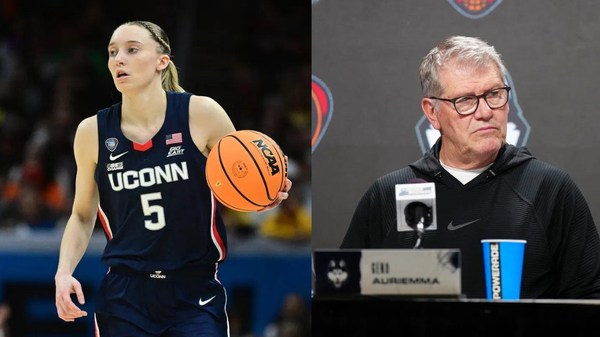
439, 159, 493, 185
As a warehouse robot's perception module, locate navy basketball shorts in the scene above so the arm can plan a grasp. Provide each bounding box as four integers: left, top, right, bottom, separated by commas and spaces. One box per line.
94, 265, 229, 337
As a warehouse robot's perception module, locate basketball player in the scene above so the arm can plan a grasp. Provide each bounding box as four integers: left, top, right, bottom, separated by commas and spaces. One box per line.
54, 21, 292, 336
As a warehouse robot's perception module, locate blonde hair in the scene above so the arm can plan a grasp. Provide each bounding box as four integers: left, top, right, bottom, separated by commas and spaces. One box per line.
124, 21, 185, 93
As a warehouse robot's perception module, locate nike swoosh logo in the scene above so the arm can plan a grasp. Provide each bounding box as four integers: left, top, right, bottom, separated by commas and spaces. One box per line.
448, 218, 481, 231
199, 296, 216, 306
109, 151, 128, 161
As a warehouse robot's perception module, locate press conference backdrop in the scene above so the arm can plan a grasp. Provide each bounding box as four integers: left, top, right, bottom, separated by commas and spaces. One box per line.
312, 0, 600, 248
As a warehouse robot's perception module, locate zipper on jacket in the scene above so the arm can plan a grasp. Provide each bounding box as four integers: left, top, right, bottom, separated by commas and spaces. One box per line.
485, 169, 497, 181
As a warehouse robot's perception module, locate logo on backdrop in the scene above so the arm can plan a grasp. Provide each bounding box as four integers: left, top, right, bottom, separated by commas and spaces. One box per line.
415, 72, 530, 154
447, 0, 503, 19
312, 75, 334, 153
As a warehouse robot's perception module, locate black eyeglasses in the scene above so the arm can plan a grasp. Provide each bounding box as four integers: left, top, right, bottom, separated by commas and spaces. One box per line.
429, 86, 511, 115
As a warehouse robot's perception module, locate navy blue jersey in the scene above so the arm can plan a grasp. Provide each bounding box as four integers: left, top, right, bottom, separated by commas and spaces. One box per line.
94, 91, 227, 271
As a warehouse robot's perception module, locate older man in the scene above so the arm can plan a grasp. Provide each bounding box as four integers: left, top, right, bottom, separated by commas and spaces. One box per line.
341, 36, 600, 299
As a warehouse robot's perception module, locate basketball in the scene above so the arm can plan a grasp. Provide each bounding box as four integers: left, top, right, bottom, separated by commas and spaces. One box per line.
206, 130, 288, 212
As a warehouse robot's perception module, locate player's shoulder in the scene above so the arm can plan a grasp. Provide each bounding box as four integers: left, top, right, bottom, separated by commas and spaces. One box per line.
188, 95, 230, 129
189, 95, 225, 117
76, 115, 98, 137
73, 116, 99, 163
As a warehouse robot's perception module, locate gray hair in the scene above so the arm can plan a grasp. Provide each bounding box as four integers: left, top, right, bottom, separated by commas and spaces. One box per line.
419, 36, 507, 98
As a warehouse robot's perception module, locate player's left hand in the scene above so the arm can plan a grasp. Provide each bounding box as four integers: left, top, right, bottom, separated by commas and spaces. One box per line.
258, 156, 292, 213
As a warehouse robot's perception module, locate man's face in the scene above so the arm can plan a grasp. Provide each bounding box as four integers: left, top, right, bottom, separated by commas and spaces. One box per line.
425, 62, 508, 166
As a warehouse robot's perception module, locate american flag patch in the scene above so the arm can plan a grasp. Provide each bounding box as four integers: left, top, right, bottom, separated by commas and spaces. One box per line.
166, 133, 182, 145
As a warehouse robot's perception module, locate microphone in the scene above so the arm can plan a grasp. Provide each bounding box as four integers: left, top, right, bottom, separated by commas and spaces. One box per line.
404, 201, 433, 248
395, 178, 437, 249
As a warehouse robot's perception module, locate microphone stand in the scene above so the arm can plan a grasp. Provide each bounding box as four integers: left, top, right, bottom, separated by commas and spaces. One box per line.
404, 201, 432, 249
413, 217, 425, 249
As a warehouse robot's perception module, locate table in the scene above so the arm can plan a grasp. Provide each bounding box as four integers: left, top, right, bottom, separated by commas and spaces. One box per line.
313, 295, 600, 336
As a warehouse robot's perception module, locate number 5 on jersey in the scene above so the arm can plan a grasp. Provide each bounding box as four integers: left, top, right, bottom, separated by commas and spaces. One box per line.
141, 192, 166, 231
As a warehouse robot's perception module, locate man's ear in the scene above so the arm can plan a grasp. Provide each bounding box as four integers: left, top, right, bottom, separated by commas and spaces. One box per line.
422, 98, 441, 131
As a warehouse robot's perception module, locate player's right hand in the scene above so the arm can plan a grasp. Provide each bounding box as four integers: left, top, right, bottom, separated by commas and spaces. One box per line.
55, 273, 87, 322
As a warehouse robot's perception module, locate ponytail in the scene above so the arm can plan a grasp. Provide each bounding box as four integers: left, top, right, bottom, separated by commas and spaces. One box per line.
162, 60, 185, 93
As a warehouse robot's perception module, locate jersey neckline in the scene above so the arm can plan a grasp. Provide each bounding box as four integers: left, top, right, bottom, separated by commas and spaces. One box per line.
117, 91, 171, 152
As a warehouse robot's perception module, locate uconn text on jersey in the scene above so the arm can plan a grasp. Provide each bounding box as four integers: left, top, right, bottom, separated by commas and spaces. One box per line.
108, 161, 189, 191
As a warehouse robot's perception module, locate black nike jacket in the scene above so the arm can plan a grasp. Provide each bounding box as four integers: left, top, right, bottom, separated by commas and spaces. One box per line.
341, 139, 600, 299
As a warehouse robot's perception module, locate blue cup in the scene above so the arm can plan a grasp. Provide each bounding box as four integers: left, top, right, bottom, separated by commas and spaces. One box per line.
481, 239, 526, 300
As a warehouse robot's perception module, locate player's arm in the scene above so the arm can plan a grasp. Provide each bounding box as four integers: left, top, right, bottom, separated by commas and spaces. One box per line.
188, 95, 291, 211
188, 95, 236, 158
55, 116, 99, 322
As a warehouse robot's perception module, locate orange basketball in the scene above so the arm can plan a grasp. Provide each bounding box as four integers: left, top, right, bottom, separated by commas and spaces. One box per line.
206, 130, 288, 212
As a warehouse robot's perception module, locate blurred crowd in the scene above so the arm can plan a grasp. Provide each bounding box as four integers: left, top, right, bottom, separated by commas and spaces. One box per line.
0, 0, 311, 244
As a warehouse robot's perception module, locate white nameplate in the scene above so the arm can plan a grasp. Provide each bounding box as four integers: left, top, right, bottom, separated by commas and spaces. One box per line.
314, 249, 461, 296
360, 249, 460, 295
